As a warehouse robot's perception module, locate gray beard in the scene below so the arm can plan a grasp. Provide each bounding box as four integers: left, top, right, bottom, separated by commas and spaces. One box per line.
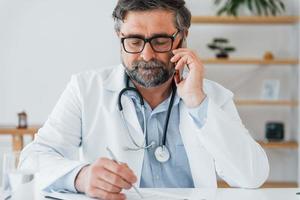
123, 59, 175, 88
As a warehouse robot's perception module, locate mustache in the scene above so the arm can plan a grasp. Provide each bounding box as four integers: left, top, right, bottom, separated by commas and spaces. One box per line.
131, 59, 166, 70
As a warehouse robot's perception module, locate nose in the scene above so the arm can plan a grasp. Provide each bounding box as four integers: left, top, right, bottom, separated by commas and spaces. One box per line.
140, 42, 155, 61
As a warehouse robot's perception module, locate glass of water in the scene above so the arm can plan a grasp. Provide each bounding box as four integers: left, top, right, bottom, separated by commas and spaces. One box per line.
2, 151, 38, 198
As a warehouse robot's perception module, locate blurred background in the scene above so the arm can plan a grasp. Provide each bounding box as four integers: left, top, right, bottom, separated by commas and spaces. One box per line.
0, 0, 299, 188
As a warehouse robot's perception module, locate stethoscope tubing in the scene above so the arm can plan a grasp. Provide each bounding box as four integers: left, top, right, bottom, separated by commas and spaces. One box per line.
118, 73, 176, 150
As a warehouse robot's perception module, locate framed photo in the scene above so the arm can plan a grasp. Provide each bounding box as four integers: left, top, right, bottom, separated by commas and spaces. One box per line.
261, 79, 280, 100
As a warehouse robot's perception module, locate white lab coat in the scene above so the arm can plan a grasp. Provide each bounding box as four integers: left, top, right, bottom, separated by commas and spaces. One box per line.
20, 64, 269, 190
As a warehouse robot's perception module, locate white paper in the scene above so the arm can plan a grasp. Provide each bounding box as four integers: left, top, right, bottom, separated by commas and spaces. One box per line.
42, 189, 189, 200
126, 189, 188, 200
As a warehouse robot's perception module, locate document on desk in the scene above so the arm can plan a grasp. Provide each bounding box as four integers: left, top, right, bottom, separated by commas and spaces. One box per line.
43, 189, 189, 200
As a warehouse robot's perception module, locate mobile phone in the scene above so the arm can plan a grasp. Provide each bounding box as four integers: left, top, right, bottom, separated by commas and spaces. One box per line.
174, 38, 187, 83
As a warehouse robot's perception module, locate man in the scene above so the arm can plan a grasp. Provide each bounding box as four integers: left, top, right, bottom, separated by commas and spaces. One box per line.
20, 0, 269, 200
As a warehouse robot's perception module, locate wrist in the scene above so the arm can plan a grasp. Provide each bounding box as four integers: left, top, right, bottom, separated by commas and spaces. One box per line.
75, 165, 89, 193
184, 92, 206, 108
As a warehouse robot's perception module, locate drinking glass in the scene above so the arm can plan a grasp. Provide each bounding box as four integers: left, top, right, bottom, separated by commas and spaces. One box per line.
2, 151, 38, 199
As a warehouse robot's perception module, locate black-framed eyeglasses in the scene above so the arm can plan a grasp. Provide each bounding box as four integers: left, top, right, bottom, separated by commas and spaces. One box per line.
120, 30, 180, 54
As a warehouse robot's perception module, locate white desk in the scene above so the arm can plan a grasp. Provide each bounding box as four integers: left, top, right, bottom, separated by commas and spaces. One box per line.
4, 188, 300, 200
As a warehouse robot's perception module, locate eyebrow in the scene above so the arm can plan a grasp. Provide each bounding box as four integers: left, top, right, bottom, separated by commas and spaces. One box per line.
121, 32, 174, 38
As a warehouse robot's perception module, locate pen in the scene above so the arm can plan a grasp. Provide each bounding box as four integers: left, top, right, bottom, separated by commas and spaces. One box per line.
106, 147, 144, 199
44, 196, 64, 200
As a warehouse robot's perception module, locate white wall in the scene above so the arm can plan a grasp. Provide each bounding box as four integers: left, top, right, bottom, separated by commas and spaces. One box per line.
0, 0, 119, 125
0, 0, 299, 185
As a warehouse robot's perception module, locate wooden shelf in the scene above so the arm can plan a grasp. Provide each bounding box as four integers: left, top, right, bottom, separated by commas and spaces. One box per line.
202, 58, 299, 65
0, 126, 39, 135
218, 181, 297, 188
235, 100, 298, 107
191, 16, 300, 24
257, 140, 298, 149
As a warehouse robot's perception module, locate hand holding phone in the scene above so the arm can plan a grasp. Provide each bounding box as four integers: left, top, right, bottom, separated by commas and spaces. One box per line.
171, 37, 206, 108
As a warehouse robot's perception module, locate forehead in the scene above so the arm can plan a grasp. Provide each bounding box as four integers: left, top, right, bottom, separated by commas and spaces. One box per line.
120, 9, 176, 36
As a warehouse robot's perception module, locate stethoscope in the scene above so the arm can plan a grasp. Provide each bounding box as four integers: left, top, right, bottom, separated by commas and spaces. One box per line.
118, 73, 176, 163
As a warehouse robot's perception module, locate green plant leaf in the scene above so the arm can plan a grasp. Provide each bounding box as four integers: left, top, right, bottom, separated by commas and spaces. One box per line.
266, 0, 275, 12
224, 47, 236, 52
271, 0, 279, 13
217, 5, 229, 16
274, 0, 285, 13
254, 0, 262, 15
226, 0, 235, 16
261, 0, 270, 16
207, 44, 220, 50
215, 0, 285, 16
214, 38, 228, 43
247, 0, 253, 11
279, 1, 285, 10
229, 0, 241, 17
217, 1, 232, 16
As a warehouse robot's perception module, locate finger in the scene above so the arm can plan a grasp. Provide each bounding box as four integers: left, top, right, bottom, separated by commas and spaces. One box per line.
172, 50, 193, 59
91, 178, 122, 193
172, 50, 200, 63
98, 168, 132, 189
100, 158, 137, 184
170, 53, 183, 63
175, 55, 189, 71
172, 48, 190, 53
172, 51, 195, 60
86, 187, 126, 200
175, 55, 204, 73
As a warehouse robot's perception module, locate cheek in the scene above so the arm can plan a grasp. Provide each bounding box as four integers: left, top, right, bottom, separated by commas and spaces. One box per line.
121, 52, 139, 68
159, 53, 173, 65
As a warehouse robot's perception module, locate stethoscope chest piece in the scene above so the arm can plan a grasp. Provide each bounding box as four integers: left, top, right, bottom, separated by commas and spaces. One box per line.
154, 145, 170, 163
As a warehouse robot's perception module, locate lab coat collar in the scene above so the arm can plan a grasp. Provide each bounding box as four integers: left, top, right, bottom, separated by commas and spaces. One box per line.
102, 64, 127, 92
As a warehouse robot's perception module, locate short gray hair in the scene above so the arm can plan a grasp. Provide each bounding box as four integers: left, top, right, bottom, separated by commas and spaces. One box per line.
112, 0, 191, 33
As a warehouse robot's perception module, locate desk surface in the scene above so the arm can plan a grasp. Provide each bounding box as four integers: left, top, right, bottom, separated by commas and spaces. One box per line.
6, 188, 300, 200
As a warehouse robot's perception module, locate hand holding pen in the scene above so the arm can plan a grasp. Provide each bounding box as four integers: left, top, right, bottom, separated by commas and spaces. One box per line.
106, 147, 144, 199
74, 148, 138, 200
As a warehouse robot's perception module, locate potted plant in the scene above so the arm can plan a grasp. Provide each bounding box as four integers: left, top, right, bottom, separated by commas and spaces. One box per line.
207, 38, 236, 59
214, 0, 285, 16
